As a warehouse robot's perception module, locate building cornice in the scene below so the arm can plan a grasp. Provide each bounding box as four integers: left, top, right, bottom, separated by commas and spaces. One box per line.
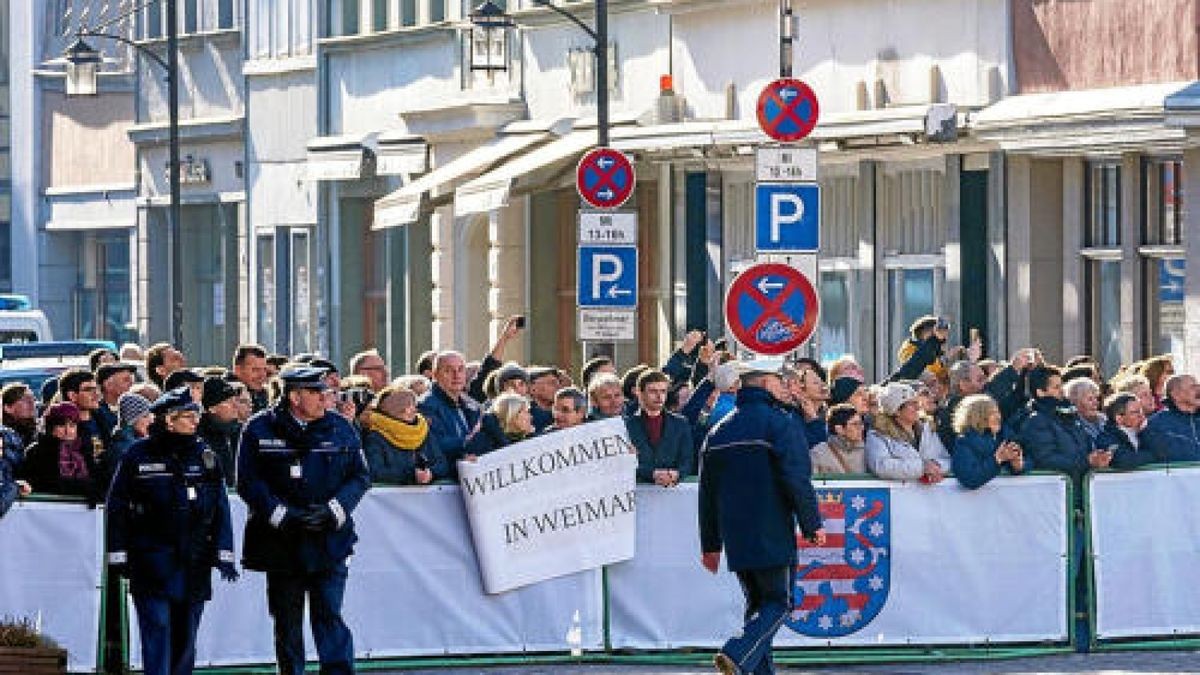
127, 115, 245, 146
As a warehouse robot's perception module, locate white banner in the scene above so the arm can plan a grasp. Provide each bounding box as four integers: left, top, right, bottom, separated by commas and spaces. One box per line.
1089, 467, 1200, 640
0, 500, 104, 673
609, 477, 1069, 648
458, 418, 638, 594
128, 488, 605, 669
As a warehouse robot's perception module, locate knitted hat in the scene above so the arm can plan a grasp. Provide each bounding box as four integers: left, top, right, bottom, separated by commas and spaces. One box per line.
877, 382, 918, 416
830, 376, 865, 406
117, 391, 153, 429
43, 401, 81, 428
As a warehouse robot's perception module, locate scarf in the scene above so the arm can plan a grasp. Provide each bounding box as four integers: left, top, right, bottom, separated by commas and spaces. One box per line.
367, 411, 429, 451
57, 439, 89, 480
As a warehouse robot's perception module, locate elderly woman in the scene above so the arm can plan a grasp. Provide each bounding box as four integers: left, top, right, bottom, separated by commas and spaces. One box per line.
362, 386, 447, 485
865, 382, 951, 483
21, 402, 104, 504
1064, 377, 1106, 440
952, 394, 1029, 489
809, 404, 867, 475
464, 392, 535, 458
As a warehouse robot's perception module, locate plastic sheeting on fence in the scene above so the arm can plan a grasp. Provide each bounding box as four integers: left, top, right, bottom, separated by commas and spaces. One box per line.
0, 499, 104, 673
1088, 465, 1200, 641
608, 477, 1070, 648
128, 486, 605, 669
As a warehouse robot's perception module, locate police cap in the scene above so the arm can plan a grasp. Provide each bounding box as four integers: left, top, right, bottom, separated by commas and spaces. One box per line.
150, 387, 201, 416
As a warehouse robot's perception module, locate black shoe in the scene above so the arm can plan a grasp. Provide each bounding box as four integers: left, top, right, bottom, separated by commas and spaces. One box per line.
714, 651, 741, 675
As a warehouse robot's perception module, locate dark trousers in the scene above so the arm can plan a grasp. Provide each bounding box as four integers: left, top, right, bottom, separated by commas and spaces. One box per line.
131, 593, 205, 675
266, 564, 354, 675
722, 565, 793, 675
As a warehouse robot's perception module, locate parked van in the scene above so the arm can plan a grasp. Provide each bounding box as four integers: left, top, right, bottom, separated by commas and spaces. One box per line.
0, 295, 53, 343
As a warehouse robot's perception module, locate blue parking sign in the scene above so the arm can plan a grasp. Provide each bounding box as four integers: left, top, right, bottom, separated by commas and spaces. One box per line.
755, 183, 820, 253
578, 246, 638, 308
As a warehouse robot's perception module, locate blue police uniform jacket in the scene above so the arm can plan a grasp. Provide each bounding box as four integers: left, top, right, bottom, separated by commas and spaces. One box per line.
1140, 402, 1200, 463
698, 387, 823, 572
237, 405, 370, 574
105, 430, 234, 602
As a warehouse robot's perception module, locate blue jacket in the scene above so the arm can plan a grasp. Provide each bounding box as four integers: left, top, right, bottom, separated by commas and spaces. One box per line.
236, 405, 370, 574
625, 409, 694, 483
661, 348, 695, 385
1094, 421, 1155, 470
698, 387, 822, 572
0, 436, 21, 518
417, 384, 481, 470
1016, 397, 1094, 483
464, 412, 521, 457
952, 429, 1030, 490
1140, 402, 1200, 463
106, 430, 233, 602
530, 404, 554, 433
362, 423, 448, 486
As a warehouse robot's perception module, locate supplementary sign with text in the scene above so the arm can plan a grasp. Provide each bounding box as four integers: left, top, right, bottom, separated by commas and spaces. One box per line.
458, 418, 638, 594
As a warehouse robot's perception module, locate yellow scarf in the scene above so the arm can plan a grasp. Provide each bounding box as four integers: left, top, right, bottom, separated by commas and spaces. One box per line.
366, 411, 429, 451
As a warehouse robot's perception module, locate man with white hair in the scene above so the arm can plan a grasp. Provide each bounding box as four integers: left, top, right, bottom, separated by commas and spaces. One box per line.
1141, 373, 1200, 462
587, 373, 625, 421
1064, 377, 1106, 440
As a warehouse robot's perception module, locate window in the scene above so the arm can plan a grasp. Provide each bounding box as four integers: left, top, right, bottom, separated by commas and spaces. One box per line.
1144, 159, 1184, 245
1142, 158, 1186, 358
218, 0, 235, 29
183, 0, 198, 33
430, 0, 446, 23
374, 0, 389, 31
1086, 162, 1121, 247
256, 233, 276, 349
336, 0, 360, 35
1145, 258, 1185, 357
818, 271, 850, 363
1086, 258, 1123, 377
401, 0, 417, 26
145, 1, 163, 39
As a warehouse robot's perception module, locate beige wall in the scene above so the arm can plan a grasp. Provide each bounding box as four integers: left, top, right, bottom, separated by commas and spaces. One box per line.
1013, 0, 1197, 93
44, 92, 135, 188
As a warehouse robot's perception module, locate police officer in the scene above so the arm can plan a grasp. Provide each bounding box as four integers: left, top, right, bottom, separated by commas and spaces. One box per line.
698, 363, 825, 675
106, 387, 237, 675
237, 366, 370, 675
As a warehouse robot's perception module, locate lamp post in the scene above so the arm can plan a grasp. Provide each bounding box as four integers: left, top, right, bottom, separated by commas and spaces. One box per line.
65, 0, 184, 350
468, 0, 610, 148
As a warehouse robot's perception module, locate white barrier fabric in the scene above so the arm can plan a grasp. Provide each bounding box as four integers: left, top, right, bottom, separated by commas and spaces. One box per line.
1089, 467, 1200, 640
130, 487, 604, 669
0, 501, 104, 672
458, 418, 638, 593
608, 478, 1069, 648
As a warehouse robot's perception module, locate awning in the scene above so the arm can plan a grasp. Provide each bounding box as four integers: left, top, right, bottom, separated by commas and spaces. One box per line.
973, 83, 1188, 154
43, 185, 137, 231
304, 134, 374, 181
376, 131, 428, 176
454, 131, 595, 216
373, 132, 546, 230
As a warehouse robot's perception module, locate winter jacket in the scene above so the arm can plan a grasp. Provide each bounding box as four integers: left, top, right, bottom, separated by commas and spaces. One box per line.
625, 409, 694, 483
1016, 397, 1094, 483
865, 421, 951, 481
0, 440, 21, 518
935, 365, 1025, 449
1094, 421, 1155, 470
809, 436, 866, 475
417, 383, 482, 473
198, 414, 242, 487
952, 429, 1030, 490
106, 430, 233, 602
362, 419, 448, 486
1140, 402, 1200, 463
236, 405, 370, 574
887, 335, 945, 383
21, 434, 103, 504
699, 387, 822, 572
464, 412, 525, 458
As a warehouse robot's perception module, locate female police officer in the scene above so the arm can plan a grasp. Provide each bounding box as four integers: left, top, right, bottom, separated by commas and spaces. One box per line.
106, 387, 238, 675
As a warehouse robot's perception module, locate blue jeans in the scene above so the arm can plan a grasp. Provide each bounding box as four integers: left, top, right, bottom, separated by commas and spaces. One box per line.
722, 566, 793, 675
266, 564, 354, 675
131, 593, 205, 675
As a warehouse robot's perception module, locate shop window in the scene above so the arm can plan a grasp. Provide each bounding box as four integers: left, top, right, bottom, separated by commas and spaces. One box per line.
1085, 258, 1124, 377
1143, 159, 1184, 246
1086, 162, 1121, 247
885, 264, 943, 372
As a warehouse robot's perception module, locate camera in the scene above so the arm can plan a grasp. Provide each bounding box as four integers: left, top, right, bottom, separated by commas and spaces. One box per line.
514, 316, 526, 329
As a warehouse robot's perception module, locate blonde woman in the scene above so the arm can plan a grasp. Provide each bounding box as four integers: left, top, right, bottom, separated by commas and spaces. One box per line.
951, 394, 1028, 489
464, 392, 535, 458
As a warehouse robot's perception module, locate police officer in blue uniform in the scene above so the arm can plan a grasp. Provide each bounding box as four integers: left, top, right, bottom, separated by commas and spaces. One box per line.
237, 366, 370, 675
106, 387, 237, 675
699, 363, 825, 675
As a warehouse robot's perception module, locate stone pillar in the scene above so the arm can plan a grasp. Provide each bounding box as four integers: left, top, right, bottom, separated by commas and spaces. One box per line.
429, 206, 456, 351
488, 200, 528, 364
1060, 156, 1084, 360
1182, 147, 1200, 374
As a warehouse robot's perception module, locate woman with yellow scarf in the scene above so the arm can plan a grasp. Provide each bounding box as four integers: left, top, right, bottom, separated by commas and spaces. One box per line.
362, 386, 448, 485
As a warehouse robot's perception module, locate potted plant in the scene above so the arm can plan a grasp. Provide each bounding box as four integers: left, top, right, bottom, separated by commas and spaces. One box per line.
0, 615, 67, 674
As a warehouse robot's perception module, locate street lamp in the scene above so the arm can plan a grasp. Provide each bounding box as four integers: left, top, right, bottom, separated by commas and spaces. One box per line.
468, 0, 610, 147
64, 0, 184, 351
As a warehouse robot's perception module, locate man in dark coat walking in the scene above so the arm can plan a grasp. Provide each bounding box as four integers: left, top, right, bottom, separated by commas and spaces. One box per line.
237, 366, 371, 675
699, 363, 825, 675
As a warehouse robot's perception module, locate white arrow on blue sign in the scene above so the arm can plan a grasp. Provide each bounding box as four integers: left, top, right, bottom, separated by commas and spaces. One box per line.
578, 246, 638, 308
754, 183, 821, 253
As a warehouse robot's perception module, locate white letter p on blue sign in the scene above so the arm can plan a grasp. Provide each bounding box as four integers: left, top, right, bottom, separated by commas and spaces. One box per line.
755, 183, 820, 253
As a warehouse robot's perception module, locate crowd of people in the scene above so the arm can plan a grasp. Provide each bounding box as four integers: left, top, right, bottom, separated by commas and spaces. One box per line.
0, 313, 1196, 671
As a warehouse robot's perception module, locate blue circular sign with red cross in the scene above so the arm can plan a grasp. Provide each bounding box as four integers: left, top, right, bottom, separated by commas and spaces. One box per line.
725, 262, 820, 356
757, 78, 820, 142
576, 148, 636, 209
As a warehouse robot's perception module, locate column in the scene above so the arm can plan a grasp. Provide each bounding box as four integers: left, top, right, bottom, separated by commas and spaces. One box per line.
1182, 146, 1200, 374
1060, 156, 1084, 360
430, 206, 456, 351
488, 199, 528, 364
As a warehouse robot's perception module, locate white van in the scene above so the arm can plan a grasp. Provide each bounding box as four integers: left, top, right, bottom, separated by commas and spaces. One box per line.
0, 309, 53, 343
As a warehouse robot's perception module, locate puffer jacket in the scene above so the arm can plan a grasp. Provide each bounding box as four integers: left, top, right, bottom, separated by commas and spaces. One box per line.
1140, 402, 1200, 463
